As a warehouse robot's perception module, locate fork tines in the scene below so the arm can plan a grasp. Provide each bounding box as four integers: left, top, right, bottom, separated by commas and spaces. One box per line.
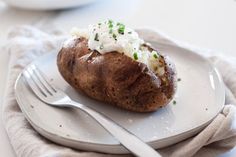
23, 64, 56, 98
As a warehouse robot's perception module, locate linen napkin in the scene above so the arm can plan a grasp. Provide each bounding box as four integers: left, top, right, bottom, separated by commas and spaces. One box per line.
2, 26, 236, 157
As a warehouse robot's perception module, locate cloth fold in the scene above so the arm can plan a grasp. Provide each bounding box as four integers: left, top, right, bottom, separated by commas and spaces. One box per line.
1, 26, 236, 157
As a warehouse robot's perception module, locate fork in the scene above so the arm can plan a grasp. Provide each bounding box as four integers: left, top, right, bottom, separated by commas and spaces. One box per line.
22, 64, 162, 157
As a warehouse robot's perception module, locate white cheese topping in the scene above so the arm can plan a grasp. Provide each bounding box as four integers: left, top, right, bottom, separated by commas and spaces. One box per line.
71, 20, 165, 75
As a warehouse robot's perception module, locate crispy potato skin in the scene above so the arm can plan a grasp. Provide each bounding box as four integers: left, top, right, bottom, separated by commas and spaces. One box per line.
57, 37, 177, 112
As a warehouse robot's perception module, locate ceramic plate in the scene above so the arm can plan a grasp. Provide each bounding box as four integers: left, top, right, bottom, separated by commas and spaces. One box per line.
3, 0, 96, 10
15, 32, 225, 154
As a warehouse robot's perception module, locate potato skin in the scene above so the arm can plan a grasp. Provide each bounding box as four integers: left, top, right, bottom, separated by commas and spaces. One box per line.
57, 37, 177, 112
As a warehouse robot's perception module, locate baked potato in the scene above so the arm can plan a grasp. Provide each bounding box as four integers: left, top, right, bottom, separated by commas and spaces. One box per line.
57, 21, 177, 112
57, 39, 176, 112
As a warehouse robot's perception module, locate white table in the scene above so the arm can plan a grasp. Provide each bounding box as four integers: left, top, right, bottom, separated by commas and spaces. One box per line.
0, 0, 236, 156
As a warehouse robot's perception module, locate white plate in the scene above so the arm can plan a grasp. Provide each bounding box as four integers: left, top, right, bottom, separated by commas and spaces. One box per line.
3, 0, 96, 10
15, 33, 225, 154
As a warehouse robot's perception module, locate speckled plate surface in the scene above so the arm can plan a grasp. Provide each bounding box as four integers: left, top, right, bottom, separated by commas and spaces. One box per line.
14, 30, 225, 154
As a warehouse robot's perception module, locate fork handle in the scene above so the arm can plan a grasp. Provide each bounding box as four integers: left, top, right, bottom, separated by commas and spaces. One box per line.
68, 100, 161, 157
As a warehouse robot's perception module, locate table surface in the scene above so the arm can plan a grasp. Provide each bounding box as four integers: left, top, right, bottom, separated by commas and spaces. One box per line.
0, 0, 236, 156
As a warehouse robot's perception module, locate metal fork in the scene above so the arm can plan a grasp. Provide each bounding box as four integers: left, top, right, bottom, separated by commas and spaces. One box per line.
22, 64, 162, 157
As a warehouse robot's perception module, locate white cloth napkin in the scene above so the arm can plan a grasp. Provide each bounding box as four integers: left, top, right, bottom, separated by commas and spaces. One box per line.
2, 26, 236, 157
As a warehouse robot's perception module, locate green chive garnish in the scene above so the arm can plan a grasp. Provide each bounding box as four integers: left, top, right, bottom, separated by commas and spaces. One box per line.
112, 33, 117, 40
108, 20, 113, 28
177, 78, 181, 82
109, 29, 113, 34
133, 52, 138, 60
153, 53, 158, 59
173, 100, 177, 105
152, 51, 159, 59
118, 24, 125, 34
94, 33, 99, 41
128, 31, 132, 34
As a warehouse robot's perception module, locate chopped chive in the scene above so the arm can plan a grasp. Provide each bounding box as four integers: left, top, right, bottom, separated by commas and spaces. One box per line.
152, 51, 159, 59
118, 24, 125, 34
109, 29, 113, 34
112, 33, 117, 40
153, 54, 158, 59
108, 20, 113, 28
177, 78, 181, 82
133, 52, 138, 60
98, 23, 101, 26
128, 31, 132, 34
117, 22, 122, 26
173, 100, 176, 105
94, 33, 99, 41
